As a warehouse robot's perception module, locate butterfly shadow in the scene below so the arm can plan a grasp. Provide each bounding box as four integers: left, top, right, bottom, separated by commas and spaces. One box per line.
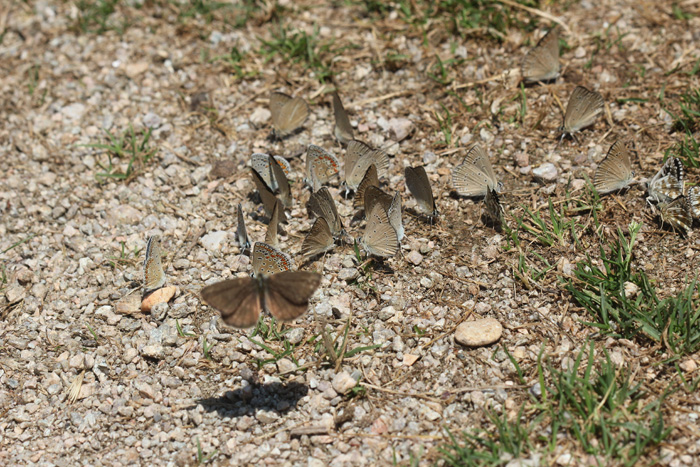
196, 380, 308, 419
405, 208, 439, 226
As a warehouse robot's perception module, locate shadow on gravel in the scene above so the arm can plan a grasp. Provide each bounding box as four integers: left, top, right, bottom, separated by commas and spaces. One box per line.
197, 381, 308, 418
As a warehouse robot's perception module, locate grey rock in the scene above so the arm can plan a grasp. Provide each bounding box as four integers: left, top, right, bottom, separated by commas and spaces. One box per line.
454, 318, 503, 347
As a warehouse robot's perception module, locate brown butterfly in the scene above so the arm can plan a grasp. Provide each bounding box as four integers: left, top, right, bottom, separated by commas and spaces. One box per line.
201, 271, 321, 328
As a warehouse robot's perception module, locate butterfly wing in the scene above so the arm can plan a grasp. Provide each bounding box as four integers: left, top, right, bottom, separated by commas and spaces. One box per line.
269, 154, 292, 208
658, 196, 692, 235
270, 91, 309, 136
301, 217, 335, 258
306, 145, 340, 190
201, 277, 262, 328
237, 203, 250, 252
252, 242, 293, 276
363, 186, 392, 218
264, 271, 322, 321
563, 86, 604, 134
251, 153, 275, 190
251, 168, 278, 217
353, 164, 379, 209
594, 141, 633, 194
687, 186, 700, 219
144, 235, 166, 292
522, 27, 560, 83
264, 199, 283, 248
452, 162, 492, 197
483, 187, 504, 227
346, 140, 389, 189
307, 187, 343, 236
462, 144, 500, 190
405, 165, 436, 216
332, 92, 354, 144
362, 203, 399, 257
387, 192, 404, 242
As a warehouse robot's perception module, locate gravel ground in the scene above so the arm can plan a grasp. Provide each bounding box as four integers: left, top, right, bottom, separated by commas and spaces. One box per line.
1, 0, 700, 466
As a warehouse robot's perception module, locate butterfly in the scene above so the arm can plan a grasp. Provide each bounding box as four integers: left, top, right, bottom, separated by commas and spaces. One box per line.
301, 217, 335, 259
522, 27, 560, 83
560, 86, 604, 140
268, 154, 292, 208
252, 242, 293, 276
364, 185, 393, 217
656, 195, 692, 236
361, 186, 402, 241
482, 187, 504, 228
251, 153, 292, 192
144, 235, 166, 294
387, 192, 403, 242
305, 145, 340, 192
250, 168, 279, 217
345, 140, 390, 190
594, 141, 634, 194
687, 186, 700, 219
353, 164, 379, 209
269, 91, 309, 137
264, 199, 284, 248
307, 187, 344, 237
647, 157, 684, 204
236, 203, 251, 253
405, 165, 438, 219
360, 203, 399, 258
200, 271, 321, 329
452, 144, 503, 197
332, 91, 354, 145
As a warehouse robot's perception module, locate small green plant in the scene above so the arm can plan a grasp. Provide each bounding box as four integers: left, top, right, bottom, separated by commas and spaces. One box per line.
202, 336, 214, 361
107, 241, 140, 268
176, 319, 196, 338
195, 437, 218, 465
85, 323, 100, 343
439, 344, 672, 466
435, 104, 454, 147
259, 26, 338, 83
439, 407, 537, 466
567, 222, 700, 355
546, 343, 672, 465
84, 125, 157, 182
74, 0, 129, 34
515, 200, 580, 248
427, 55, 463, 86
210, 47, 258, 79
